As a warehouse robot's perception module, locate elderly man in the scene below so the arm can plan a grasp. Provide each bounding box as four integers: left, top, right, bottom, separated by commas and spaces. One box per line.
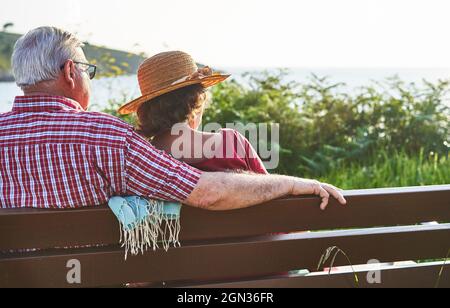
0, 26, 346, 211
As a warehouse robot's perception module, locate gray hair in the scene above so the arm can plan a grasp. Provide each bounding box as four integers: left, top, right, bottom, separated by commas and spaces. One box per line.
12, 27, 84, 87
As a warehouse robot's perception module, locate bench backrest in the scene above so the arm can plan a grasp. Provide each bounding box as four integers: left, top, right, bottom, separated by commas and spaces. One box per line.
1, 185, 449, 288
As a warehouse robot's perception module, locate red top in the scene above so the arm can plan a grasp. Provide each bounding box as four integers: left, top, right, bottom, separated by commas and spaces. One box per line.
190, 129, 268, 175
0, 96, 202, 209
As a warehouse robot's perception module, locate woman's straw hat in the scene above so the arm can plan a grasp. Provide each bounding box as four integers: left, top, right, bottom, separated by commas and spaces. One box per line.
118, 51, 231, 115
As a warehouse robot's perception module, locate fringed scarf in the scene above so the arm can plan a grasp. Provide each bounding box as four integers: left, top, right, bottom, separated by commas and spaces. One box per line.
108, 196, 182, 260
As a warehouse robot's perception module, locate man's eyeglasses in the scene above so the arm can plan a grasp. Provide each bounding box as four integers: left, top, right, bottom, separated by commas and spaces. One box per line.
60, 61, 97, 80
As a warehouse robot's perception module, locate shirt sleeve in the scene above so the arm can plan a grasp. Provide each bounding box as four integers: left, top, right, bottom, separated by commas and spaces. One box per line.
124, 129, 203, 202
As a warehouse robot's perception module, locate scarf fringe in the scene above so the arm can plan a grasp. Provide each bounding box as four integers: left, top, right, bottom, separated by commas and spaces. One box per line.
119, 199, 181, 260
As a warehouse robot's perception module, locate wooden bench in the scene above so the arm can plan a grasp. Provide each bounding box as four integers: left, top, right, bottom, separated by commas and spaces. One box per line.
1, 185, 449, 288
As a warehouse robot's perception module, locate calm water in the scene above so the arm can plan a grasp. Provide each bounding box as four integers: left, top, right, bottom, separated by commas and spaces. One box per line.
0, 75, 142, 113
1, 68, 449, 113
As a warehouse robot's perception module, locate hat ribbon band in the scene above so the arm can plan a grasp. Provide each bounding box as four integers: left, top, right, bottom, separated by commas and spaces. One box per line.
170, 66, 213, 86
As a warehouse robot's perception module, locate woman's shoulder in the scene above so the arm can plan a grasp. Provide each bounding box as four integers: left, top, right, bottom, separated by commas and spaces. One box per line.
219, 128, 253, 148
219, 128, 246, 141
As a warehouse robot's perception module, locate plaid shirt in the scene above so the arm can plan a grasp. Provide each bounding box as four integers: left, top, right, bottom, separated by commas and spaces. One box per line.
0, 95, 202, 209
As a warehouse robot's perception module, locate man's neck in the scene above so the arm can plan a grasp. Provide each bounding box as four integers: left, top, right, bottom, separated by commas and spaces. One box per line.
20, 91, 86, 111
23, 81, 66, 98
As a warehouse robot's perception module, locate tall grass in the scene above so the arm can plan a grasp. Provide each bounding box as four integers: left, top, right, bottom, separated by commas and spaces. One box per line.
318, 149, 449, 189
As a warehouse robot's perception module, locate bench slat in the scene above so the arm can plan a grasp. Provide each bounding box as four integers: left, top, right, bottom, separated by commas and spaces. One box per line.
180, 262, 450, 288
1, 224, 449, 288
1, 185, 449, 251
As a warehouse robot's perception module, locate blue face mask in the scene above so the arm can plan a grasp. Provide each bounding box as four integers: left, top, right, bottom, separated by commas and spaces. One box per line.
108, 196, 182, 260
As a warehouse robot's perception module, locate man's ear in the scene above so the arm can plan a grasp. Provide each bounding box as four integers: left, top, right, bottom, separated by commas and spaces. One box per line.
62, 60, 76, 89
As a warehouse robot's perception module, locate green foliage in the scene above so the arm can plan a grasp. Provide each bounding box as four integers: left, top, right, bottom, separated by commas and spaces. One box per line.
83, 43, 145, 78
101, 70, 450, 189
205, 70, 450, 181
89, 83, 138, 125
2, 23, 14, 32
0, 31, 16, 72
318, 149, 450, 189
97, 96, 137, 126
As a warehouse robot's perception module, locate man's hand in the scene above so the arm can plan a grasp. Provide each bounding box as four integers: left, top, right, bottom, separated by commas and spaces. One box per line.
291, 178, 347, 210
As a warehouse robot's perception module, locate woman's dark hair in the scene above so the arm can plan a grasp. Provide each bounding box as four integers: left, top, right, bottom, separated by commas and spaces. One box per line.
136, 84, 206, 139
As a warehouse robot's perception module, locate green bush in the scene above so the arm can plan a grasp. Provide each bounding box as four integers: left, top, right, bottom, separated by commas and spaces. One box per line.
318, 149, 449, 189
205, 70, 449, 179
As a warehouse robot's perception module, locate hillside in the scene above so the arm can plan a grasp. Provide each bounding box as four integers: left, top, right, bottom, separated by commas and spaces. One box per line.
0, 31, 146, 81
0, 32, 17, 80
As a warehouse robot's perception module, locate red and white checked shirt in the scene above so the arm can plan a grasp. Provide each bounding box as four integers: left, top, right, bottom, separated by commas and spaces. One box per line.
0, 95, 202, 209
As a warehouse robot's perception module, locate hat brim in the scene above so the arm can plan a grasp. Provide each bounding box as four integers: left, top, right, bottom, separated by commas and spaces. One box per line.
118, 74, 231, 115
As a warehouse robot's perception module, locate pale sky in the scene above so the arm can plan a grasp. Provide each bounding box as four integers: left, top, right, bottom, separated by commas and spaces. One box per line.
1, 0, 450, 68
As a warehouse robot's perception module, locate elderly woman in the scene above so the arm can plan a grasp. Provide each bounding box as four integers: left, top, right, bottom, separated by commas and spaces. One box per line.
112, 51, 345, 258
119, 51, 268, 175
113, 51, 269, 257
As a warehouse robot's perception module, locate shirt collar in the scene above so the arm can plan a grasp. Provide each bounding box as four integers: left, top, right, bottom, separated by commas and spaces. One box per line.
12, 95, 85, 113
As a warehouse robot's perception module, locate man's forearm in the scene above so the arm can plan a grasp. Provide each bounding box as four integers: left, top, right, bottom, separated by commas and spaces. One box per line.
184, 172, 295, 211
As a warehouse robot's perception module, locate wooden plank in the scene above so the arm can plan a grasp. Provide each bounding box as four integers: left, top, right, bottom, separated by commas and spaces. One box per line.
1, 185, 449, 251
181, 262, 450, 288
1, 224, 449, 288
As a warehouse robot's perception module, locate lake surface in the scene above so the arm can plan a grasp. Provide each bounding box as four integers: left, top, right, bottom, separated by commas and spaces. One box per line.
0, 75, 142, 113
1, 68, 449, 113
